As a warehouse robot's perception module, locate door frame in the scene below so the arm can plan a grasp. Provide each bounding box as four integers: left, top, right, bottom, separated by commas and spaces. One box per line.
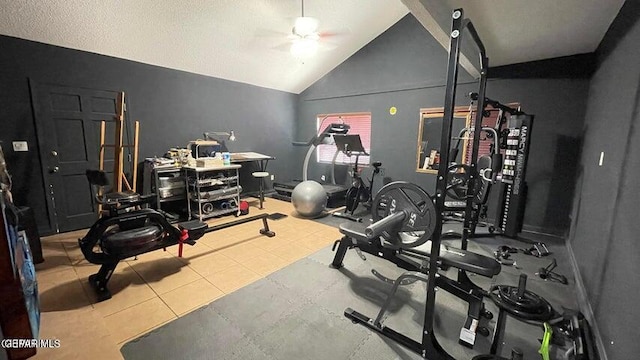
29, 79, 59, 234
29, 79, 125, 233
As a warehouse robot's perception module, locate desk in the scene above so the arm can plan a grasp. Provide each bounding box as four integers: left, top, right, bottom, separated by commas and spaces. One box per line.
231, 152, 274, 172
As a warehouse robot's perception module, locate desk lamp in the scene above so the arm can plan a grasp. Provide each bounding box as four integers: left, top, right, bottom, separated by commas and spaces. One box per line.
202, 130, 236, 153
203, 131, 236, 142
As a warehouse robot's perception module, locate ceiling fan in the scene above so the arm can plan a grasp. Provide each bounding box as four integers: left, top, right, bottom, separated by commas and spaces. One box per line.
288, 0, 336, 59
256, 0, 347, 59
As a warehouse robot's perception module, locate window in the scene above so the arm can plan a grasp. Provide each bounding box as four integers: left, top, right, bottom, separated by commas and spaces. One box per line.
316, 113, 371, 165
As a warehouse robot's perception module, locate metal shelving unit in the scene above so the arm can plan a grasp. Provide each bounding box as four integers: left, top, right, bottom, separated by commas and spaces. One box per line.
184, 164, 242, 221
147, 167, 188, 223
156, 168, 186, 201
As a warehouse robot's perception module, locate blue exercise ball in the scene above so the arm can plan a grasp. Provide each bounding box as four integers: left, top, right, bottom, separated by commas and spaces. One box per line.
291, 180, 327, 217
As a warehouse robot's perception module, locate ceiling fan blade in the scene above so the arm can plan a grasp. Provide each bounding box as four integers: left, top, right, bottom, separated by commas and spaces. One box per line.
317, 42, 338, 52
254, 28, 291, 39
318, 28, 351, 40
271, 42, 294, 52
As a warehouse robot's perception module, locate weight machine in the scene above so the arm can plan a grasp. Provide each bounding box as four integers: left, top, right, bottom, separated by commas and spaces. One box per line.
454, 93, 533, 239
331, 181, 500, 349
493, 113, 534, 238
332, 9, 495, 359
329, 10, 588, 358
442, 93, 534, 291
444, 93, 531, 237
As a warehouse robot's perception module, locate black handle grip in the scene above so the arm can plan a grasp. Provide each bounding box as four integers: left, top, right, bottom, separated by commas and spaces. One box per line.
365, 211, 406, 239
449, 148, 459, 163
517, 274, 527, 298
491, 153, 502, 174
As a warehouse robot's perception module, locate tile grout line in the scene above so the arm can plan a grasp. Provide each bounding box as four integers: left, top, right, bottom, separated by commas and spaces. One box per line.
200, 262, 262, 294
58, 240, 100, 310
124, 258, 182, 319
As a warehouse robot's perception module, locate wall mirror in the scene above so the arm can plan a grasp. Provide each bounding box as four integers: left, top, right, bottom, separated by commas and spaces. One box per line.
416, 106, 470, 174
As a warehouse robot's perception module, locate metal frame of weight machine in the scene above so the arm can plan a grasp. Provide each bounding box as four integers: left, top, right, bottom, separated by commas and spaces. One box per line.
343, 8, 490, 359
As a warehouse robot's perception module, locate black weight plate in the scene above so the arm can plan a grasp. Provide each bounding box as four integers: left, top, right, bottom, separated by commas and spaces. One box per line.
345, 187, 359, 212
446, 163, 484, 201
489, 285, 555, 321
371, 181, 436, 248
446, 163, 470, 200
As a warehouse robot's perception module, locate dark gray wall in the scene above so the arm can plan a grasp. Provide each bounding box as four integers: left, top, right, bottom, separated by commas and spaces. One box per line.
300, 14, 474, 103
569, 3, 640, 358
298, 14, 589, 236
0, 35, 297, 235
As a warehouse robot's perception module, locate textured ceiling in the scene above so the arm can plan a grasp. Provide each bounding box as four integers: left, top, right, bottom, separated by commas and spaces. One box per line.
0, 0, 625, 94
443, 0, 626, 67
0, 0, 409, 94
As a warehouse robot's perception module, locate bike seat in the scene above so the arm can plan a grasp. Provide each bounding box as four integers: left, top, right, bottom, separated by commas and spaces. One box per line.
102, 225, 164, 256
102, 191, 140, 204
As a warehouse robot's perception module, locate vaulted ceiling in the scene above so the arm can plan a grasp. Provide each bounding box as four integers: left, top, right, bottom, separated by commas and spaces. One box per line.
0, 0, 626, 94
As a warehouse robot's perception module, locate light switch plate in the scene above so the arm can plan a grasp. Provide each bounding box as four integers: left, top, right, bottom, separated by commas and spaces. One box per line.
12, 141, 28, 152
599, 151, 605, 166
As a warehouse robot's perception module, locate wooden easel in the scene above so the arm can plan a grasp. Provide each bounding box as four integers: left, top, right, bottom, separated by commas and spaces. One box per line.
97, 92, 140, 213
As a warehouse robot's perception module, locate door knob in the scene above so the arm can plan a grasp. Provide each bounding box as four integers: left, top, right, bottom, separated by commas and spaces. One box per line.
50, 166, 59, 173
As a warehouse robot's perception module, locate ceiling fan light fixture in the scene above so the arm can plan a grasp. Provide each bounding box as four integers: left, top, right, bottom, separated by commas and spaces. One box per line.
293, 16, 319, 37
290, 37, 319, 58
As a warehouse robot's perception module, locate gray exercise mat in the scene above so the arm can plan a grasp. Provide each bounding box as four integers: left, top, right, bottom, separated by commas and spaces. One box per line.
122, 238, 578, 360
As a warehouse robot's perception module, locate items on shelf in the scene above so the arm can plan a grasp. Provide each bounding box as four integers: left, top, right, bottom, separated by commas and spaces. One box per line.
188, 139, 221, 159
196, 156, 223, 168
143, 160, 186, 222
146, 156, 178, 168
185, 165, 242, 220
165, 148, 193, 166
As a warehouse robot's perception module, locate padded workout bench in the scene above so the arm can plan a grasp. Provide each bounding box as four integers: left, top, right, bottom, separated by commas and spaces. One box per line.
332, 220, 500, 348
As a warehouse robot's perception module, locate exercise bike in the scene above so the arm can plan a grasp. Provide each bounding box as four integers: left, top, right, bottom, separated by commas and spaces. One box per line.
79, 170, 274, 301
346, 160, 382, 213
332, 134, 381, 222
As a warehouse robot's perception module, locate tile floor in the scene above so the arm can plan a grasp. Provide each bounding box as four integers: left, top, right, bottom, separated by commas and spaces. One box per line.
33, 197, 341, 359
